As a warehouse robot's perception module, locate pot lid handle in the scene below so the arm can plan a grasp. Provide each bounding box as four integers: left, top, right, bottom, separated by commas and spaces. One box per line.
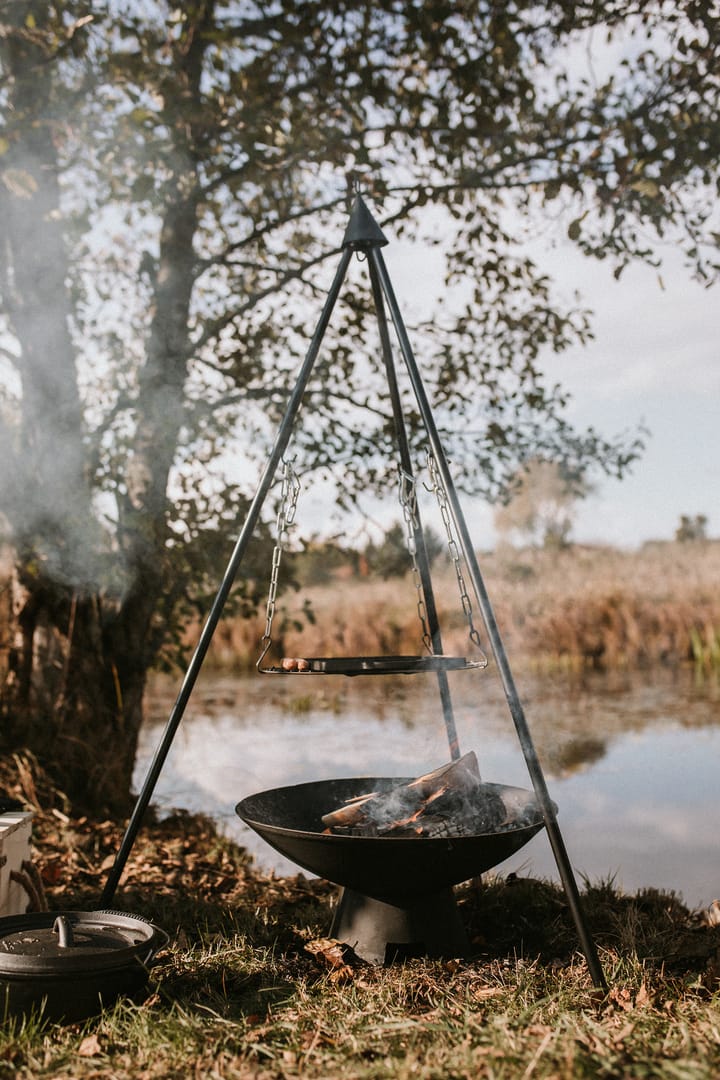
53, 915, 74, 949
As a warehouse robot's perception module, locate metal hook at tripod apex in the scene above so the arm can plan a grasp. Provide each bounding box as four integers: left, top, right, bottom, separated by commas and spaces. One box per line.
345, 173, 365, 207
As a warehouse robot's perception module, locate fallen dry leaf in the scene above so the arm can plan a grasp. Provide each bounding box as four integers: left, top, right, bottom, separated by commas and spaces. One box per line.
606, 984, 653, 1013
473, 985, 506, 1001
78, 1034, 102, 1058
607, 986, 633, 1012
40, 860, 64, 886
304, 937, 361, 981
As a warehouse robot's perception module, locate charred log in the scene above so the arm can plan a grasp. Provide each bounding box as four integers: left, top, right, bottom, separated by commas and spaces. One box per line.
321, 753, 515, 838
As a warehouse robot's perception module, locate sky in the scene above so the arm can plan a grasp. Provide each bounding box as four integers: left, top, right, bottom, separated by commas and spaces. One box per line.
533, 242, 719, 549
385, 232, 720, 552
375, 20, 720, 553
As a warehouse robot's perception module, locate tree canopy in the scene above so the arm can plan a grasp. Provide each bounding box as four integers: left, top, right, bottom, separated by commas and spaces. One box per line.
494, 459, 595, 549
1, 0, 718, 810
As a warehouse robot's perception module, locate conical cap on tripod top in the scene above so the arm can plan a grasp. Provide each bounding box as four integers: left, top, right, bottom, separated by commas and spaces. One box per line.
342, 194, 388, 250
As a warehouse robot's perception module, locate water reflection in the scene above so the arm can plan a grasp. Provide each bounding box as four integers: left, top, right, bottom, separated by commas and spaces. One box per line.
137, 670, 720, 909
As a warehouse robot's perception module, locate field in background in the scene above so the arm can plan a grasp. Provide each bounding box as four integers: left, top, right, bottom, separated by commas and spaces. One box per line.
194, 541, 720, 675
2, 541, 717, 680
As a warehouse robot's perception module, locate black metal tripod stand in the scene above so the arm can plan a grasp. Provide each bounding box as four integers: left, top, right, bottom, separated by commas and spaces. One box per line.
101, 194, 605, 991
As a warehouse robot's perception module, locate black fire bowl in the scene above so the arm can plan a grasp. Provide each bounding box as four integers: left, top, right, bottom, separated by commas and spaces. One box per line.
236, 777, 548, 964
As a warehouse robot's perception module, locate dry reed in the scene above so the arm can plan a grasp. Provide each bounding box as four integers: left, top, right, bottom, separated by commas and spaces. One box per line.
2, 542, 717, 677
188, 541, 720, 674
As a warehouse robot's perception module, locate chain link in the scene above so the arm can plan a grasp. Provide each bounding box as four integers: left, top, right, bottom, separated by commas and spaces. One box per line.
397, 464, 431, 648
257, 458, 301, 669
398, 465, 433, 653
426, 452, 488, 667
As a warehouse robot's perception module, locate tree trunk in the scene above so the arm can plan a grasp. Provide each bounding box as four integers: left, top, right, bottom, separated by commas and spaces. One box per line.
0, 3, 214, 814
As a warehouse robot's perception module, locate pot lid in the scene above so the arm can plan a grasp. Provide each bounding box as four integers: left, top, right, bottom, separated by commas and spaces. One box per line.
0, 910, 166, 976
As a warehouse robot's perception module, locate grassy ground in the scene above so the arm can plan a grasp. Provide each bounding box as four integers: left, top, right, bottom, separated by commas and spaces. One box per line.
196, 541, 720, 676
2, 753, 720, 1078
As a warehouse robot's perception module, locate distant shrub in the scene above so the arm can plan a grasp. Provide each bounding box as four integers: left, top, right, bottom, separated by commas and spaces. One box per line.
675, 514, 708, 542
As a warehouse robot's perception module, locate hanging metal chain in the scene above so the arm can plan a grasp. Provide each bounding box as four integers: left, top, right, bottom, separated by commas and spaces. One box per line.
397, 465, 433, 654
257, 458, 301, 669
426, 452, 488, 667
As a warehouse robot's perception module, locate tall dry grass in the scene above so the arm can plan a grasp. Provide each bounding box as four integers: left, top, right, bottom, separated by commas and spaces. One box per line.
2, 541, 717, 677
191, 541, 720, 674
483, 540, 720, 672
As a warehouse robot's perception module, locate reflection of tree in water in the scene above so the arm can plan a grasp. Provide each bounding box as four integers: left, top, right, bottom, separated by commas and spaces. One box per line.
546, 736, 607, 777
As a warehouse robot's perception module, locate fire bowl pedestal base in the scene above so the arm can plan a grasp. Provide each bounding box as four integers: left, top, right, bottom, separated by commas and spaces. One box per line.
329, 887, 469, 965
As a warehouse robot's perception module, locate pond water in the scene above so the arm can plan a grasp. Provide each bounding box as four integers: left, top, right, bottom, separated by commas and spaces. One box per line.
137, 668, 720, 911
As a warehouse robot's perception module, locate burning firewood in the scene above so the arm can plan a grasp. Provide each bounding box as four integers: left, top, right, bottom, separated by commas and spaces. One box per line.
321, 752, 510, 838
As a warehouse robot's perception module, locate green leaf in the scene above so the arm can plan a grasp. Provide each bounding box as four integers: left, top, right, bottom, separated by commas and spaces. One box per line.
129, 107, 155, 126
630, 179, 660, 198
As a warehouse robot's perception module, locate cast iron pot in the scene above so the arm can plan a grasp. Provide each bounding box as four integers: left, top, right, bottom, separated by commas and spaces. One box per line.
0, 909, 167, 1023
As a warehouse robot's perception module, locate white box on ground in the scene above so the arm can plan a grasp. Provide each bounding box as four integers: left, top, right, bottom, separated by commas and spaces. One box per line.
0, 811, 33, 916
